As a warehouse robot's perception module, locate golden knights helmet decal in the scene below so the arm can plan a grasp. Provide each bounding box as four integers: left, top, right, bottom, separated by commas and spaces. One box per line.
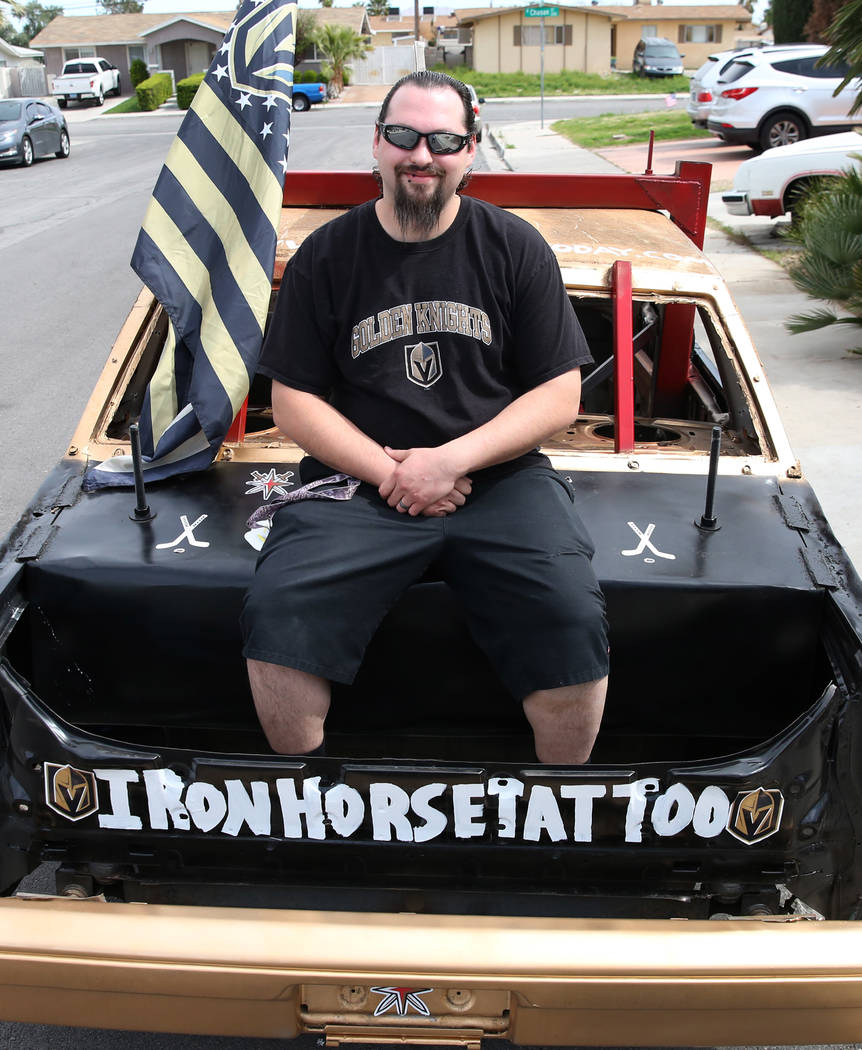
228, 0, 297, 103
726, 786, 784, 845
44, 763, 99, 822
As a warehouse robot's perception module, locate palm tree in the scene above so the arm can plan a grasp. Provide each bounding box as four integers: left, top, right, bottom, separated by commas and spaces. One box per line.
819, 0, 862, 113
0, 0, 24, 37
311, 23, 368, 95
785, 165, 862, 353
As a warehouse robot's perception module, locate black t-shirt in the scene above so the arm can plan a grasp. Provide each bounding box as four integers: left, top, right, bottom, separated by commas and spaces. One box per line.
259, 195, 592, 453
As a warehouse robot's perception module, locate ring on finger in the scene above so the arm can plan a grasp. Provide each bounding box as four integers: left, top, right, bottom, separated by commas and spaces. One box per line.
398, 498, 409, 510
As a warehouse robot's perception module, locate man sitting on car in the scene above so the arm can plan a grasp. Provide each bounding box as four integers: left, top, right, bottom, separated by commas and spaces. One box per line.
241, 71, 608, 764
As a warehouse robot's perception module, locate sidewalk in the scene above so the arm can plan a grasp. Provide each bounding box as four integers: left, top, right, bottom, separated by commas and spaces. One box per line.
488, 119, 862, 568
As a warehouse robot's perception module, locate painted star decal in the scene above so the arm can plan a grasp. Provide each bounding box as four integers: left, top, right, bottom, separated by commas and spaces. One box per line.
213, 63, 229, 81
280, 156, 289, 174
245, 469, 295, 500
371, 987, 433, 1018
218, 37, 231, 56
236, 91, 252, 110
263, 94, 278, 110
260, 121, 273, 139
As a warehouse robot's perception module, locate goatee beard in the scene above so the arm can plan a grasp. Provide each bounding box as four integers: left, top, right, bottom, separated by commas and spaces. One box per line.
394, 168, 447, 237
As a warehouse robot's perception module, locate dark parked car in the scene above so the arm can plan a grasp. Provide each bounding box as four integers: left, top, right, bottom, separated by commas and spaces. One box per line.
0, 97, 70, 168
632, 36, 684, 77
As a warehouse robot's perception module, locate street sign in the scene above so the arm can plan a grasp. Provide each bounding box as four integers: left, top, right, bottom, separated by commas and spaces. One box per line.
524, 5, 559, 15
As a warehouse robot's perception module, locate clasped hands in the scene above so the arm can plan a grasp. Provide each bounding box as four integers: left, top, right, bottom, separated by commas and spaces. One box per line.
378, 445, 472, 517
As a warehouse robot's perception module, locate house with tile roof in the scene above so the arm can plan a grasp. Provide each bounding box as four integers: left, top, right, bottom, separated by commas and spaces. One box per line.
29, 12, 234, 89
456, 5, 614, 75
28, 7, 371, 93
598, 3, 754, 71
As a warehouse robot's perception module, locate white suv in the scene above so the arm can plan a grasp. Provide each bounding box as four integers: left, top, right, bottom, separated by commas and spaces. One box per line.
686, 45, 822, 129
707, 43, 862, 151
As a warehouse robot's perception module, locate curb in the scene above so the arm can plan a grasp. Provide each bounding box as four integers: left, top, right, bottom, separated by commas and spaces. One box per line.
486, 125, 514, 172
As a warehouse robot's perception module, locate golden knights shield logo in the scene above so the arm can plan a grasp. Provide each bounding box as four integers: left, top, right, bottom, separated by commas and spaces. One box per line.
44, 763, 99, 822
726, 786, 784, 845
406, 342, 442, 388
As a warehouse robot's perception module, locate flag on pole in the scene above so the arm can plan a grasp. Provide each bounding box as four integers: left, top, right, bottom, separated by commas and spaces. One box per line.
84, 0, 297, 489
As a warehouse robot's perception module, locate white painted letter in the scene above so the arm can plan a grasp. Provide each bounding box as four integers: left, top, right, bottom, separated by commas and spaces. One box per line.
693, 785, 731, 838
613, 778, 660, 843
560, 784, 606, 842
411, 783, 448, 842
651, 783, 695, 837
487, 777, 524, 838
324, 784, 365, 838
276, 776, 325, 839
523, 785, 566, 842
96, 769, 141, 830
223, 780, 272, 837
452, 784, 486, 839
185, 781, 227, 833
370, 782, 413, 842
144, 768, 190, 831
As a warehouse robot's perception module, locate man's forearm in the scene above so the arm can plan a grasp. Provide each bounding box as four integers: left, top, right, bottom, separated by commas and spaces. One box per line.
443, 368, 581, 476
381, 369, 581, 514
271, 383, 392, 485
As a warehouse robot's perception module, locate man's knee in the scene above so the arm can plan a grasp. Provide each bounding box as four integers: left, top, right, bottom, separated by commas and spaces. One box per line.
247, 659, 330, 755
523, 677, 608, 764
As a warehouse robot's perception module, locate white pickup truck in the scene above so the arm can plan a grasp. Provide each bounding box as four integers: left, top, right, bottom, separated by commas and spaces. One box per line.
51, 58, 121, 108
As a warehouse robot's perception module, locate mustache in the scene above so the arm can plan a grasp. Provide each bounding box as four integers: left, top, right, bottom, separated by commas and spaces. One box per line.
396, 162, 446, 178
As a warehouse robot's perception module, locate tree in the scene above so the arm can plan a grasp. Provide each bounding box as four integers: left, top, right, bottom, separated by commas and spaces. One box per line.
804, 0, 848, 41
295, 8, 317, 64
318, 0, 333, 7
0, 0, 23, 40
365, 0, 390, 16
18, 1, 61, 41
786, 167, 862, 353
820, 0, 862, 113
311, 22, 368, 94
98, 0, 144, 12
771, 0, 813, 41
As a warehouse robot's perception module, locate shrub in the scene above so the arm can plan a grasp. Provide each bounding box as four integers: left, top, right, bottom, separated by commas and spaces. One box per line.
135, 72, 172, 112
176, 72, 205, 110
786, 165, 862, 354
295, 69, 328, 83
129, 58, 149, 88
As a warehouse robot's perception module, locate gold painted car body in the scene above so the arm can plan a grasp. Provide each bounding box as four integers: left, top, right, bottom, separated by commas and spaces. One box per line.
2, 897, 862, 1044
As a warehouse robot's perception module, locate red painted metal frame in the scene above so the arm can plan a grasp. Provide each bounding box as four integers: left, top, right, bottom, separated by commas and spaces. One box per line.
224, 399, 248, 444
653, 303, 696, 419
612, 260, 635, 454
282, 162, 711, 249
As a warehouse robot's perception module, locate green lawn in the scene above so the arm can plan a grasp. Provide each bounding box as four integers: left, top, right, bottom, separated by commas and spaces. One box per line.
434, 66, 692, 97
552, 110, 713, 149
104, 96, 141, 114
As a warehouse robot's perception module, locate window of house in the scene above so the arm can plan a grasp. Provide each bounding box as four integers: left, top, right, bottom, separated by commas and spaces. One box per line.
64, 47, 96, 60
641, 25, 658, 38
128, 45, 145, 65
678, 24, 723, 44
514, 24, 573, 46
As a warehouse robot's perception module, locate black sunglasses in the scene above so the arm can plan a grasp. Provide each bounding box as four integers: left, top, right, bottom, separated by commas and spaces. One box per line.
376, 122, 472, 155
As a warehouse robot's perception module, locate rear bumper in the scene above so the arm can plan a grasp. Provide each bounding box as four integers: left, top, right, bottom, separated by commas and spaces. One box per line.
1, 896, 862, 1044
721, 191, 752, 216
708, 121, 757, 146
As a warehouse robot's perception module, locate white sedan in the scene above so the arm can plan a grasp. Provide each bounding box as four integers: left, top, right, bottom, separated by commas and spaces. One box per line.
722, 129, 862, 220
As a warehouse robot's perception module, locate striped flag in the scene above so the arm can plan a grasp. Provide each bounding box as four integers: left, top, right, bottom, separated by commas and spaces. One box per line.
84, 0, 297, 489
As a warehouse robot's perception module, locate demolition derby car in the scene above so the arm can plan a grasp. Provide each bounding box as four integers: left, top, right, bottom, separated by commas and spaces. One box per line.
2, 166, 862, 1045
